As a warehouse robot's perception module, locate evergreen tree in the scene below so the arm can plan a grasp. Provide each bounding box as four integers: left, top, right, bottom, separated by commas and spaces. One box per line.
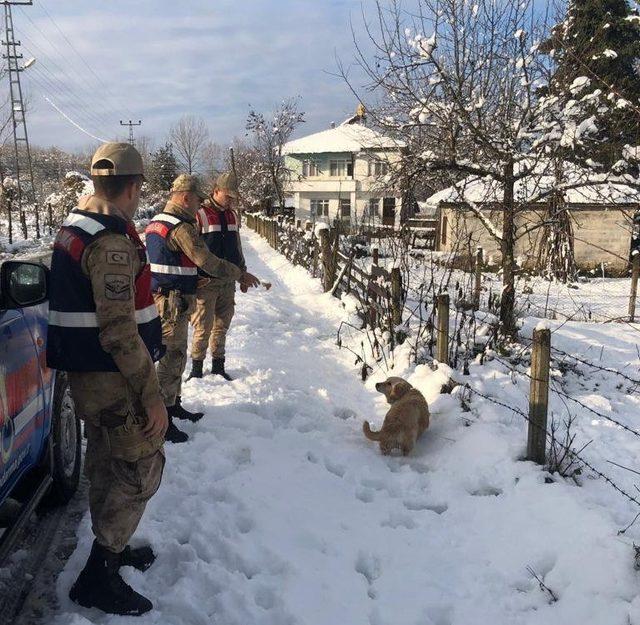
543, 0, 640, 170
148, 143, 178, 193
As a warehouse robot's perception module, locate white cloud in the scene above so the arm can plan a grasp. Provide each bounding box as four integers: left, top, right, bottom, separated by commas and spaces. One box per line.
12, 0, 370, 150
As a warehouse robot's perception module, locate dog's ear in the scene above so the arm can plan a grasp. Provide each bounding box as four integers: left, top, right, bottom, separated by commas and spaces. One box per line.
389, 380, 412, 401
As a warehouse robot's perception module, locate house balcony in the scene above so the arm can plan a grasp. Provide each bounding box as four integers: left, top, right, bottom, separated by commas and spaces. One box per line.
288, 178, 357, 194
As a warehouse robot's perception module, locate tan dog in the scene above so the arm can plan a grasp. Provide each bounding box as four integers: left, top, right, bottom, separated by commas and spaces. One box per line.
363, 377, 430, 455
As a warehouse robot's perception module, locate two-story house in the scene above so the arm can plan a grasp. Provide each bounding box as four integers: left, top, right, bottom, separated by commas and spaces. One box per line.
282, 108, 404, 226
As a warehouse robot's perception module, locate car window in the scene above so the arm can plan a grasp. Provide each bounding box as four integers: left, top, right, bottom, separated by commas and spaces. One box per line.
8, 264, 47, 307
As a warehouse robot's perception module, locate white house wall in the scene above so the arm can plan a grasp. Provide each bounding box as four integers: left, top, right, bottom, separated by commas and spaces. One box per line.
285, 150, 403, 225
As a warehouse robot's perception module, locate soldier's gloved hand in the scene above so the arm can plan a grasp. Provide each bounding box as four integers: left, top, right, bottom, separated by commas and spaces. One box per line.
143, 400, 169, 439
240, 271, 260, 289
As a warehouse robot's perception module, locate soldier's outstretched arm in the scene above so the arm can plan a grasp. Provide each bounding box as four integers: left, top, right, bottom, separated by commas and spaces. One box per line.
83, 233, 164, 409
170, 222, 244, 281
235, 216, 248, 273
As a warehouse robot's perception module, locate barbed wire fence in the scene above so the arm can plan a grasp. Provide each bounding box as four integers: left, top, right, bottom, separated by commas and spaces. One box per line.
245, 211, 640, 523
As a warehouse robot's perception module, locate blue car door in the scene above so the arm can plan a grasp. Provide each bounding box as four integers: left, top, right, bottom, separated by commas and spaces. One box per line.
0, 308, 44, 501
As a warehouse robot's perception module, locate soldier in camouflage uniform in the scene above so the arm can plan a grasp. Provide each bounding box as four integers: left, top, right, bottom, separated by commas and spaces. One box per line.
188, 172, 251, 381
47, 143, 167, 616
145, 175, 259, 442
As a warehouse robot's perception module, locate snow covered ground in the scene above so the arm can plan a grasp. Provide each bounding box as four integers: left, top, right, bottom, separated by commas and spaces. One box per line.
46, 230, 640, 625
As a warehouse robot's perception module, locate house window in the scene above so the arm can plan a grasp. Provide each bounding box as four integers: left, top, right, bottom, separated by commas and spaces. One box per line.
302, 160, 320, 177
311, 199, 329, 217
367, 198, 380, 217
368, 160, 389, 177
382, 197, 396, 226
340, 198, 351, 220
441, 215, 448, 245
329, 159, 354, 177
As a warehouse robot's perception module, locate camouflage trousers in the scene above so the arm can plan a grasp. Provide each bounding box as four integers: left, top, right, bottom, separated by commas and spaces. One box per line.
84, 423, 164, 554
154, 292, 196, 407
68, 371, 165, 554
190, 282, 236, 361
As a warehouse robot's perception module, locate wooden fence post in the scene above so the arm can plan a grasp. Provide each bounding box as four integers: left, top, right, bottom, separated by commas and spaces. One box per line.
319, 227, 333, 292
391, 267, 403, 328
474, 246, 484, 309
372, 246, 379, 266
273, 220, 279, 249
630, 253, 640, 322
436, 293, 450, 365
527, 328, 551, 465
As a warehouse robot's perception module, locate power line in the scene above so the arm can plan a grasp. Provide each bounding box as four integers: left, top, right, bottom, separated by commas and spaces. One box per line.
33, 0, 135, 120
17, 33, 117, 137
43, 94, 107, 143
2, 0, 39, 240
120, 119, 141, 145
25, 68, 110, 141
23, 58, 114, 138
16, 7, 120, 135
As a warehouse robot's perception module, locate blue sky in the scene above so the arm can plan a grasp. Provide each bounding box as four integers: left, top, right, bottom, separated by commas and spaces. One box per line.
13, 0, 554, 152
15, 0, 373, 151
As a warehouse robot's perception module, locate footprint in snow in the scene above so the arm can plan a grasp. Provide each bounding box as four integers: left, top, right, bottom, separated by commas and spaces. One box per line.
324, 458, 346, 478
254, 585, 276, 610
355, 487, 375, 503
381, 512, 416, 530
235, 515, 254, 534
403, 499, 448, 515
469, 485, 503, 497
333, 406, 358, 420
355, 551, 382, 585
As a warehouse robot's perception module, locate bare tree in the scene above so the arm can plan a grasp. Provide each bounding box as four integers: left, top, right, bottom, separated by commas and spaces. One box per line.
347, 0, 575, 336
245, 98, 305, 212
169, 115, 210, 175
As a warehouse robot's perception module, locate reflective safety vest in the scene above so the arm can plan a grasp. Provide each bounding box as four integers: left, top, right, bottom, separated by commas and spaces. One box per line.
145, 213, 198, 293
47, 209, 164, 372
196, 204, 243, 275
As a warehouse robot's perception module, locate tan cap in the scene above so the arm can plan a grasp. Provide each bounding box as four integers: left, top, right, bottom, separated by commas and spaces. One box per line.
215, 172, 239, 199
91, 142, 144, 177
171, 174, 207, 199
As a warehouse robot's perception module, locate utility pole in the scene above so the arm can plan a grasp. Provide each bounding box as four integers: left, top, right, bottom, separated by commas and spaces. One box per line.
2, 0, 39, 240
120, 119, 142, 145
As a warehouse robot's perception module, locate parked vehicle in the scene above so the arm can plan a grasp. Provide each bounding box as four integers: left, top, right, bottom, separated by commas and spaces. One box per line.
0, 260, 81, 561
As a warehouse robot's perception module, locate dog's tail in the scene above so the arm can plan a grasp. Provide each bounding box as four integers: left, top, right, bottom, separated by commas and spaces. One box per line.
363, 421, 381, 441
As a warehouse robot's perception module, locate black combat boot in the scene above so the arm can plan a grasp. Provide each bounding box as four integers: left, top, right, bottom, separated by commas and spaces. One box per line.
164, 416, 189, 443
211, 357, 233, 381
120, 544, 156, 572
171, 396, 204, 422
187, 359, 203, 380
69, 540, 153, 616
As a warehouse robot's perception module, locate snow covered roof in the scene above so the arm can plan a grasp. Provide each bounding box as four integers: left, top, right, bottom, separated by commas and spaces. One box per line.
425, 163, 640, 209
282, 122, 404, 155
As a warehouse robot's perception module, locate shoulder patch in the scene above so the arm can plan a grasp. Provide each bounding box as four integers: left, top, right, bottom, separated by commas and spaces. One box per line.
106, 250, 130, 265
104, 274, 132, 300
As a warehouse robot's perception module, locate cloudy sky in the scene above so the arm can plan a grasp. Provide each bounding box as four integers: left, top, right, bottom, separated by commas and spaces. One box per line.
15, 0, 374, 151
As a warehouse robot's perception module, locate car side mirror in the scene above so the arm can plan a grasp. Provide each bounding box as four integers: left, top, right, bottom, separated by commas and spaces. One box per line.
0, 261, 49, 308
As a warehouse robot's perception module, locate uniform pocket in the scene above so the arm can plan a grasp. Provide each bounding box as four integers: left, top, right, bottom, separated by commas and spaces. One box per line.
111, 449, 165, 499
103, 412, 164, 463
